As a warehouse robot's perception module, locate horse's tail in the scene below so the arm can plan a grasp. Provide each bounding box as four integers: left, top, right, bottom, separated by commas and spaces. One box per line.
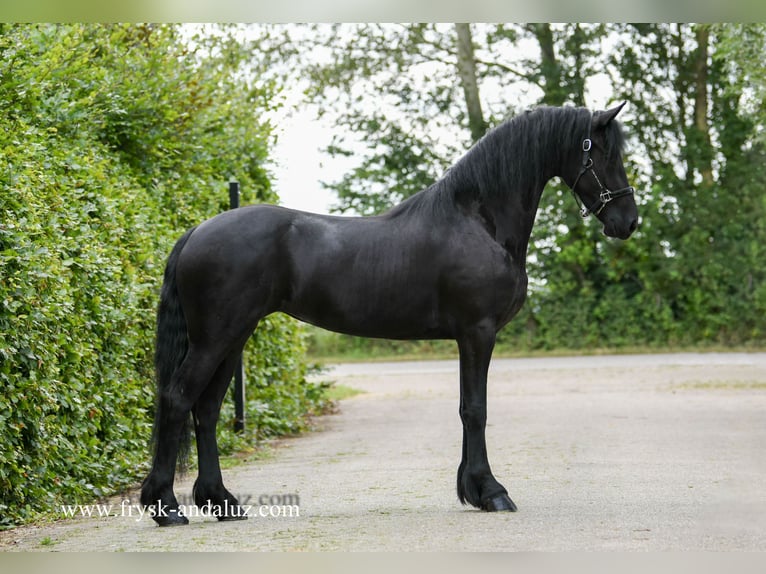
151, 226, 197, 472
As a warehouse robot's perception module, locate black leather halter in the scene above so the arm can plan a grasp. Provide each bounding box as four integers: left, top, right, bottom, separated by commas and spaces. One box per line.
571, 117, 635, 218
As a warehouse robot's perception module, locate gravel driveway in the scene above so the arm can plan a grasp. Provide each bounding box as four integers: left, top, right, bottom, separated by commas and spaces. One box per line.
2, 353, 765, 551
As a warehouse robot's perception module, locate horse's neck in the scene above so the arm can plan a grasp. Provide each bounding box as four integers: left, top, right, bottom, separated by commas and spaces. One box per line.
481, 184, 546, 263
466, 124, 565, 260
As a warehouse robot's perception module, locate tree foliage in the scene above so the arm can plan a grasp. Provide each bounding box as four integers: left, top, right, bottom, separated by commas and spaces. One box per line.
260, 23, 766, 351
0, 24, 326, 528
604, 24, 766, 344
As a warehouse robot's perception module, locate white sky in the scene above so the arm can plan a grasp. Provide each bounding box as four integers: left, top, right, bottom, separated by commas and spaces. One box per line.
270, 107, 350, 214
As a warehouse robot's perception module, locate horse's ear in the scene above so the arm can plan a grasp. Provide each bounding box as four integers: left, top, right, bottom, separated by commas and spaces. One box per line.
594, 101, 626, 128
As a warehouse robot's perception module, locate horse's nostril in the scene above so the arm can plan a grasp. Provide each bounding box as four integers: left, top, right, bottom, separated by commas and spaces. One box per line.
629, 219, 638, 233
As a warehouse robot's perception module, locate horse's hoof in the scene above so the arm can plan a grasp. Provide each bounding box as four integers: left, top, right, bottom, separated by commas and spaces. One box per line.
482, 493, 517, 512
154, 509, 189, 526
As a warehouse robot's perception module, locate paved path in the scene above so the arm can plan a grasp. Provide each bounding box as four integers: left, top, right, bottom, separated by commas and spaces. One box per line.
2, 353, 765, 551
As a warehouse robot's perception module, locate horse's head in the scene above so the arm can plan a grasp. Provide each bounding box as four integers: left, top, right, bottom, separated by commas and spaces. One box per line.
568, 103, 639, 240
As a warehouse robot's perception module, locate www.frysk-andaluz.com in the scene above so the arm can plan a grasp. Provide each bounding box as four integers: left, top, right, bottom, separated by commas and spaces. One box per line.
59, 494, 301, 521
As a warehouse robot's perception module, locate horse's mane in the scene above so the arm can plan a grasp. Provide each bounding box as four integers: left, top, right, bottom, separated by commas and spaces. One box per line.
388, 106, 626, 217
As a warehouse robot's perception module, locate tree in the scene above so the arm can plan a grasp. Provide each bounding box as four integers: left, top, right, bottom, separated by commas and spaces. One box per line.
455, 23, 488, 142
609, 23, 766, 343
713, 23, 766, 138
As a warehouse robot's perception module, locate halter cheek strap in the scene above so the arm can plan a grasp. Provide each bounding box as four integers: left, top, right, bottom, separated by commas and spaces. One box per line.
570, 116, 635, 218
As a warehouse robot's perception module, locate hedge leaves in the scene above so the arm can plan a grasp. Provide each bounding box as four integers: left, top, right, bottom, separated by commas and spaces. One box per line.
0, 24, 326, 528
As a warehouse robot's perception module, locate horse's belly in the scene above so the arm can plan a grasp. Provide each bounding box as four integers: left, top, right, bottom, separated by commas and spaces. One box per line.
281, 275, 448, 339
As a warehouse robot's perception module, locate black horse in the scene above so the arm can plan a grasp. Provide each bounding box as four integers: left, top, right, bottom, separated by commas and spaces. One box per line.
141, 104, 638, 525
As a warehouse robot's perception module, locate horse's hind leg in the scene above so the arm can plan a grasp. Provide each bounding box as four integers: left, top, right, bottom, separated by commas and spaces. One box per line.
140, 347, 224, 526
191, 347, 252, 521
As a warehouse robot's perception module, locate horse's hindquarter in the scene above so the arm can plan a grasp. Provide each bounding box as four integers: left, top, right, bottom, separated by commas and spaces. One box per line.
281, 209, 527, 339
175, 205, 298, 343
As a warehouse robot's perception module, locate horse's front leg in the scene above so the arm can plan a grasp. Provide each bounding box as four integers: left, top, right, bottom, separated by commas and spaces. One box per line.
456, 322, 517, 512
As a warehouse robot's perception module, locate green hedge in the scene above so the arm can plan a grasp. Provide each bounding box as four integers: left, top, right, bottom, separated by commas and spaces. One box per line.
0, 24, 327, 528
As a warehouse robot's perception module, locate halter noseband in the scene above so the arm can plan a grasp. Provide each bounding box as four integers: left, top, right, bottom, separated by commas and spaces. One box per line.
570, 116, 635, 218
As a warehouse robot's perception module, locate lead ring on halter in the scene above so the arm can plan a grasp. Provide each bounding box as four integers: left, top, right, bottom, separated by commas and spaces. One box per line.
570, 115, 635, 218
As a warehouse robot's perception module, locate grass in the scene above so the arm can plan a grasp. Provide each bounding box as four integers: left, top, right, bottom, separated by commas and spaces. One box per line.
674, 380, 766, 391
306, 326, 766, 364
324, 384, 365, 401
306, 328, 459, 363
219, 442, 276, 470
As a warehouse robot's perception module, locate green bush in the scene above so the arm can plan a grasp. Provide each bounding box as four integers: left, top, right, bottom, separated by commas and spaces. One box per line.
0, 24, 326, 528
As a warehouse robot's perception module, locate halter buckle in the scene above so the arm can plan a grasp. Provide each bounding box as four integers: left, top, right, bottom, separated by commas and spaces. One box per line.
600, 190, 613, 203
582, 138, 592, 152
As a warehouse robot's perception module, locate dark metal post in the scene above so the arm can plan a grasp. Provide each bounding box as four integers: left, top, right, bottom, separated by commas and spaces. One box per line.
229, 179, 245, 433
